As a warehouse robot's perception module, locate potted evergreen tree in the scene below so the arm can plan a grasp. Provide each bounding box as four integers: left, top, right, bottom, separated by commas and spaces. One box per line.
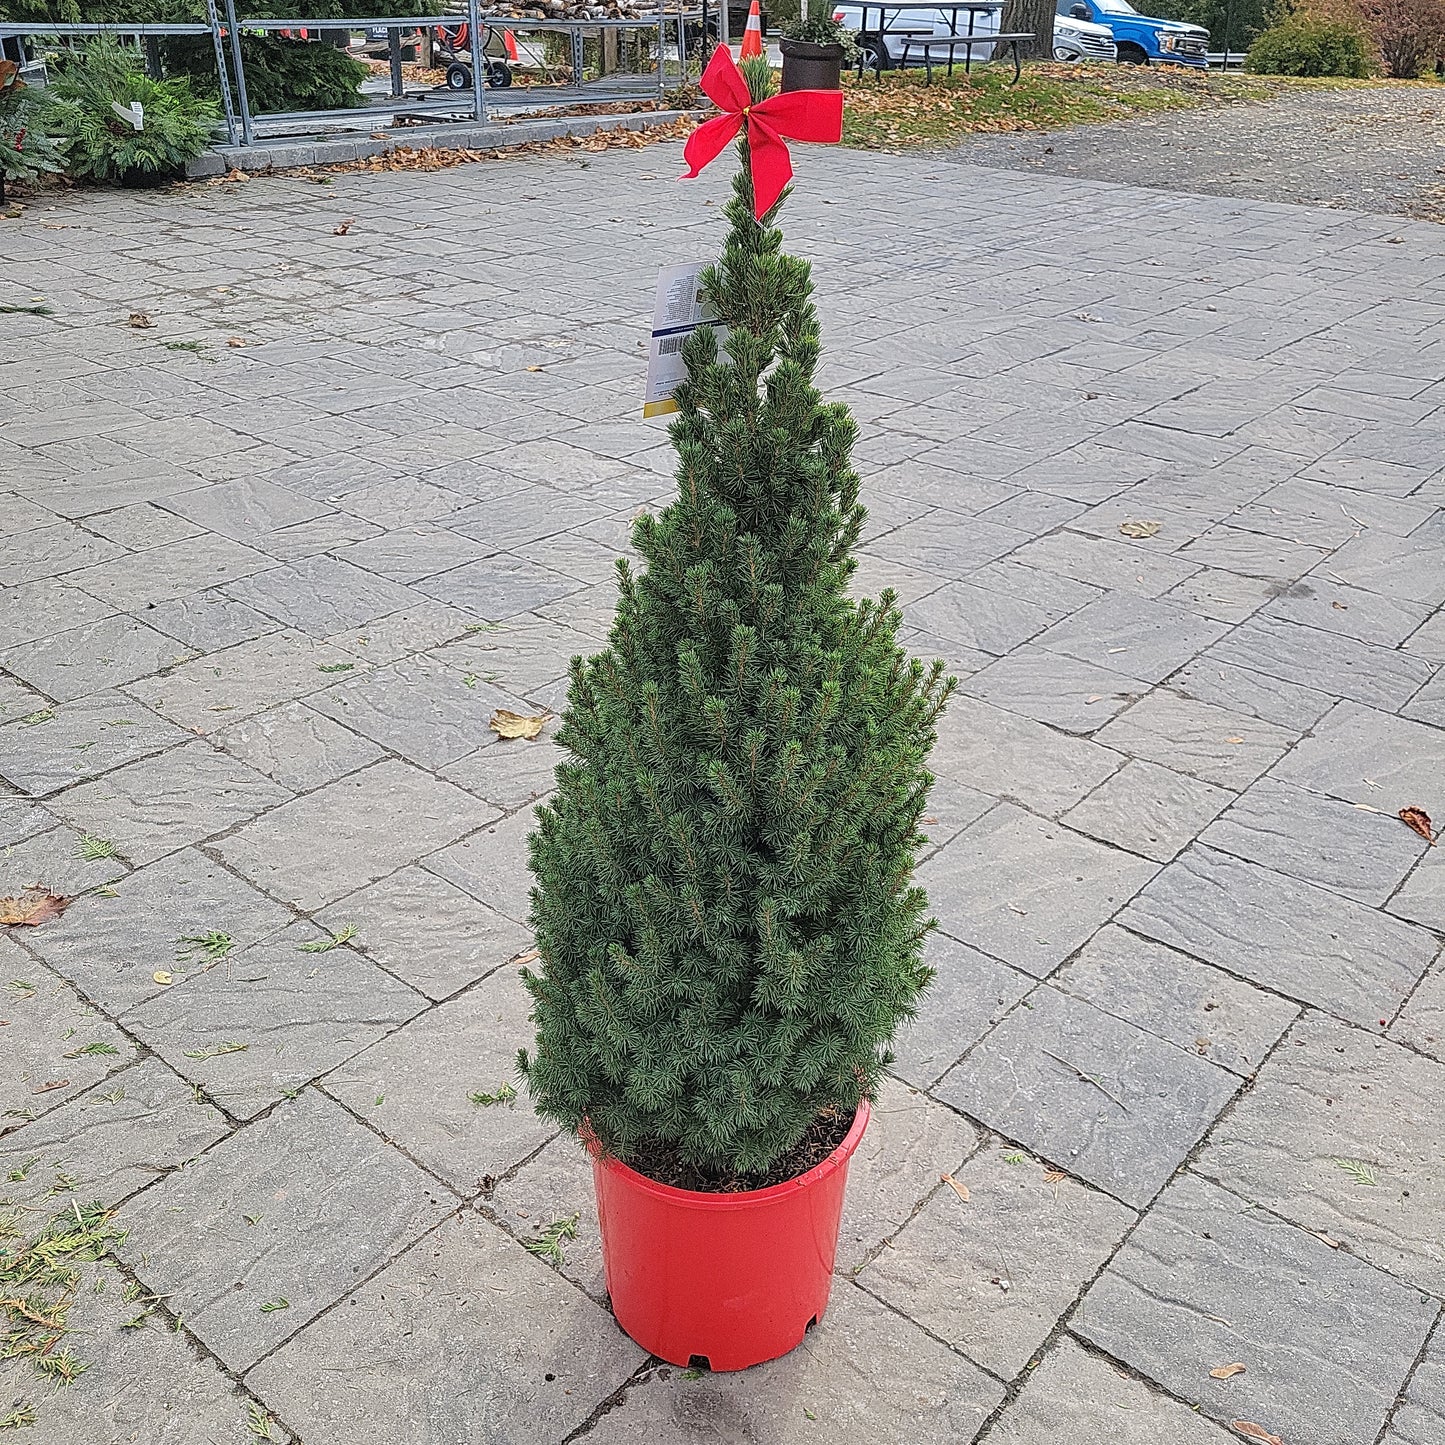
520, 52, 952, 1372
778, 15, 858, 91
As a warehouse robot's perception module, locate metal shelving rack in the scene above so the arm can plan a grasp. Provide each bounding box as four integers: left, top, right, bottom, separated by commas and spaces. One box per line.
0, 4, 702, 150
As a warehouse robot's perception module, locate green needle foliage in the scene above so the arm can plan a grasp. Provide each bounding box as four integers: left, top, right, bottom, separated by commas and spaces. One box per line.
521, 59, 953, 1181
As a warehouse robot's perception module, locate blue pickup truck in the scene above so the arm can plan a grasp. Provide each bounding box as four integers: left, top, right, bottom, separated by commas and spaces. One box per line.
1056, 0, 1210, 65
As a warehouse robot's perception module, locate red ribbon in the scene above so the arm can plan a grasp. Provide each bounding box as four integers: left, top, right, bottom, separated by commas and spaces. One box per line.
682, 46, 843, 221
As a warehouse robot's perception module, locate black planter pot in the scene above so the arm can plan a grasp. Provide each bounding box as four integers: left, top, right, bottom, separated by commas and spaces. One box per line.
779, 37, 845, 92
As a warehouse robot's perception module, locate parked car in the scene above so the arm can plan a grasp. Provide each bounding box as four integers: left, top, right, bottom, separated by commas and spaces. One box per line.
1056, 0, 1209, 65
832, 3, 1116, 69
1050, 12, 1118, 60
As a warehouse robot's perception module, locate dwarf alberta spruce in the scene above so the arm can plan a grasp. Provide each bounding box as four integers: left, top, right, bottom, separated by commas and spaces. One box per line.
520, 59, 953, 1181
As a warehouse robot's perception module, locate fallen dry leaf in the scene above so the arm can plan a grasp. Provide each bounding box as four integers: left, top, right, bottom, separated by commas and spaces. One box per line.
940, 1173, 970, 1203
226, 337, 246, 348
0, 889, 72, 927
1225, 736, 1245, 744
525, 365, 545, 372
511, 946, 541, 966
1399, 806, 1436, 845
333, 218, 354, 235
1210, 1363, 1247, 1379
1042, 1168, 1067, 1184
153, 970, 174, 986
1231, 1423, 1282, 1445
30, 1078, 71, 1095
224, 168, 250, 183
490, 709, 548, 741
128, 310, 154, 329
1307, 1228, 1343, 1249
1119, 519, 1161, 539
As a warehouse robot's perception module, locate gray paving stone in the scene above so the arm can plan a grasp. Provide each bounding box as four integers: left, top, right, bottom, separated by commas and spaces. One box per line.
868, 509, 1028, 579
119, 1089, 454, 1373
1196, 1015, 1445, 1294
1386, 1333, 1445, 1445
1, 614, 192, 703
308, 656, 530, 769
1272, 700, 1445, 811
1005, 530, 1199, 599
214, 759, 498, 911
1074, 1172, 1438, 1445
929, 696, 1124, 816
586, 1279, 1003, 1444
326, 966, 551, 1192
1175, 524, 1330, 583
1393, 954, 1445, 1061
226, 554, 421, 636
1053, 924, 1298, 1076
937, 985, 1238, 1207
126, 628, 371, 733
84, 500, 204, 551
21, 845, 293, 1014
1323, 529, 1445, 607
1062, 759, 1233, 862
967, 556, 1105, 617
139, 589, 283, 652
247, 1212, 645, 1445
124, 921, 426, 1119
902, 580, 1060, 657
334, 524, 491, 582
1263, 577, 1432, 648
317, 864, 530, 1002
861, 1139, 1136, 1378
421, 803, 539, 925
70, 534, 273, 610
837, 1073, 981, 1271
0, 955, 134, 1134
963, 646, 1147, 734
415, 553, 584, 621
1036, 592, 1229, 683
0, 821, 128, 898
1205, 614, 1434, 710
0, 1056, 229, 1207
986, 1336, 1238, 1445
1200, 775, 1428, 905
0, 520, 126, 586
0, 1256, 286, 1445
1170, 653, 1337, 731
214, 700, 385, 792
1164, 565, 1277, 624
0, 691, 188, 797
159, 475, 331, 543
0, 797, 52, 847
440, 737, 564, 811
1121, 845, 1439, 1026
0, 674, 47, 726
1096, 688, 1296, 790
889, 932, 1033, 1089
49, 740, 291, 865
1404, 670, 1445, 729
919, 805, 1157, 978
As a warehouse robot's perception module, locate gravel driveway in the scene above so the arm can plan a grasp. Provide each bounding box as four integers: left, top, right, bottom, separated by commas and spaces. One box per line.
947, 81, 1445, 219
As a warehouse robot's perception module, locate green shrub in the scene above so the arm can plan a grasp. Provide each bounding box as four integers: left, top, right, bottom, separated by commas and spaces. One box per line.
778, 13, 861, 60
520, 60, 953, 1182
1245, 14, 1374, 72
48, 38, 215, 183
0, 61, 65, 185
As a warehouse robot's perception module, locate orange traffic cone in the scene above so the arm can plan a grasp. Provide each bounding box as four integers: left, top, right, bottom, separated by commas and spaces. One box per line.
503, 28, 519, 61
739, 0, 764, 58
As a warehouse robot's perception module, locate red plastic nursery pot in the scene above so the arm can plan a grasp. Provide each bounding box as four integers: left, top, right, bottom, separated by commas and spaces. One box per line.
589, 1100, 870, 1372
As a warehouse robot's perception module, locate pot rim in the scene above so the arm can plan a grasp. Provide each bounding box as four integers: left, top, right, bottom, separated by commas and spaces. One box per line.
590, 1099, 870, 1211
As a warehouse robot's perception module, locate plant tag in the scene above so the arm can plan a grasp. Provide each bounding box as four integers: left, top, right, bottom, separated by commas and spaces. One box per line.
643, 261, 723, 419
112, 101, 144, 131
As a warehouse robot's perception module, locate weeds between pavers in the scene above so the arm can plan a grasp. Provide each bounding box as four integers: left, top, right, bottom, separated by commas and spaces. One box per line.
0, 1200, 125, 1425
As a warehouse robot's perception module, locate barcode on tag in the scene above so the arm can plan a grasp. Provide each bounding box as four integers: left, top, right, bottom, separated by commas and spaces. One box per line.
658, 334, 688, 356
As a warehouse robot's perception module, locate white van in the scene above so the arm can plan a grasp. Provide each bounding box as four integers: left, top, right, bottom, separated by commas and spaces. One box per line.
830, 3, 1117, 70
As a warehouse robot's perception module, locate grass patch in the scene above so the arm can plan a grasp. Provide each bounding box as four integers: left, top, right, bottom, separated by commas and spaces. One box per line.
840, 62, 1387, 150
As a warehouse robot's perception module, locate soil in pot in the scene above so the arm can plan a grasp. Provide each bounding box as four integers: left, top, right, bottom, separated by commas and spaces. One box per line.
623, 1105, 854, 1193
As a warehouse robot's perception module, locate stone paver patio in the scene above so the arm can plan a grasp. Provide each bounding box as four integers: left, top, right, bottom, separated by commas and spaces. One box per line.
3, 144, 1445, 1445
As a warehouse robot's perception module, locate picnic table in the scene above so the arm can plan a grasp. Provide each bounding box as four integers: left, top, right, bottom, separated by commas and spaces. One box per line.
853, 0, 1032, 83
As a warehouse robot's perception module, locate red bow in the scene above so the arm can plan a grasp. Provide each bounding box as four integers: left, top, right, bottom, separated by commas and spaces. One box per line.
682, 46, 843, 221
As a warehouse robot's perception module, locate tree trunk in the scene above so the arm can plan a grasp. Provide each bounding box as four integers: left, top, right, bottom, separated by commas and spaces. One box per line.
996, 0, 1054, 60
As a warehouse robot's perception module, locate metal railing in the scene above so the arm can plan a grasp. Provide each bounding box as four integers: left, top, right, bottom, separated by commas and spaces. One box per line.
0, 3, 700, 150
